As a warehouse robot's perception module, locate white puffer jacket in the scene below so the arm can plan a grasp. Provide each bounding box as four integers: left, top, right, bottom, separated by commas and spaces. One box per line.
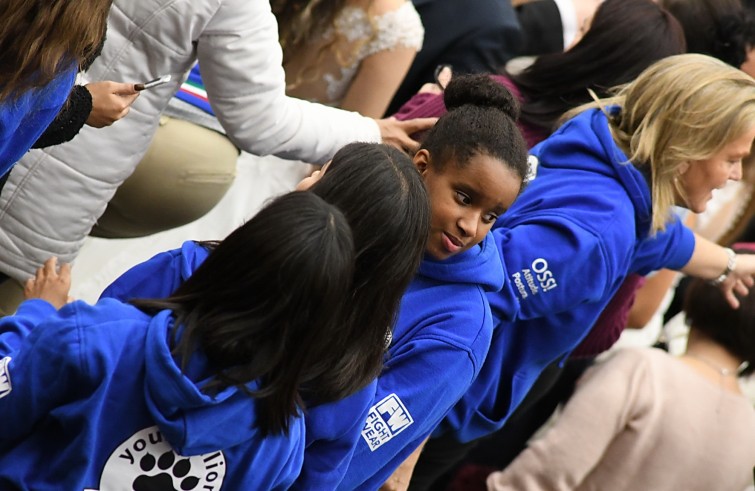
0, 0, 381, 281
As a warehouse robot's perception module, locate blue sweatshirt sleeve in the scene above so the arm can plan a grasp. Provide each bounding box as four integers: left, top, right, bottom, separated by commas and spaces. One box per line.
338, 311, 490, 490
0, 305, 86, 444
293, 381, 377, 490
632, 218, 696, 274
100, 249, 185, 302
489, 213, 627, 322
0, 299, 58, 356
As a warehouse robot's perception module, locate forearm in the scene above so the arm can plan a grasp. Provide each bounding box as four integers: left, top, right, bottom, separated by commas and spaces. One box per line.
680, 233, 733, 280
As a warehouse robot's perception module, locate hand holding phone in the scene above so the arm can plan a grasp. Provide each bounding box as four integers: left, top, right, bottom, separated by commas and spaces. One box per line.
134, 74, 172, 91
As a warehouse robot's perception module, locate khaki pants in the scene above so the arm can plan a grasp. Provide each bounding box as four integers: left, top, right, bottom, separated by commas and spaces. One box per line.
91, 116, 238, 238
0, 278, 26, 317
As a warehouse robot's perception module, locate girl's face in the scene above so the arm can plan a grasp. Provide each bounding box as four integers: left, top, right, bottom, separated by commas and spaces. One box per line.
415, 149, 521, 261
677, 126, 755, 213
295, 161, 331, 191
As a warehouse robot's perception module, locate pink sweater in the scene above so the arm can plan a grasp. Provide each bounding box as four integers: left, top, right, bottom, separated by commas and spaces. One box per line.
392, 74, 549, 148
487, 348, 755, 491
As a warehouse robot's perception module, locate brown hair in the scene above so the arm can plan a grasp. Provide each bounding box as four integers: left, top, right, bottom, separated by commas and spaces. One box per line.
0, 0, 111, 101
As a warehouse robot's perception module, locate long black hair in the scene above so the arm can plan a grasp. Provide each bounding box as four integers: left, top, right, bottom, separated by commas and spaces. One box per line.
421, 74, 529, 182
309, 142, 431, 399
511, 0, 686, 133
134, 191, 356, 435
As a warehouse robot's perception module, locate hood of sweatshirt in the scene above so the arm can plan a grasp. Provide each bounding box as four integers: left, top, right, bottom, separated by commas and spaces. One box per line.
528, 107, 653, 239
142, 309, 297, 456
417, 233, 504, 293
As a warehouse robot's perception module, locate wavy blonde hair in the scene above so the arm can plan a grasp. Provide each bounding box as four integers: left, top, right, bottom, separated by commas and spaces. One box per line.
0, 0, 110, 101
565, 54, 755, 233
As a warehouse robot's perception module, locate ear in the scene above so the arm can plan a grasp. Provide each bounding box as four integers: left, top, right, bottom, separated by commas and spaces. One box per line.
413, 149, 431, 176
677, 161, 691, 175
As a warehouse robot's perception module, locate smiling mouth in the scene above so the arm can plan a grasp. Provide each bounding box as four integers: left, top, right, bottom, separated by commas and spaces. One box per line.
443, 232, 464, 248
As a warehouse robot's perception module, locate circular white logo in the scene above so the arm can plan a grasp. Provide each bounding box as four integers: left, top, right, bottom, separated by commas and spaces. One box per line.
86, 426, 226, 491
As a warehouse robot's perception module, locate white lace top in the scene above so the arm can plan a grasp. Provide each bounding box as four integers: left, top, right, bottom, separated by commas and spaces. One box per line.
285, 1, 424, 107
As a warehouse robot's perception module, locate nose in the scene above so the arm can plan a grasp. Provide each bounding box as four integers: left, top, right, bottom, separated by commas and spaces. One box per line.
457, 211, 481, 239
731, 160, 743, 181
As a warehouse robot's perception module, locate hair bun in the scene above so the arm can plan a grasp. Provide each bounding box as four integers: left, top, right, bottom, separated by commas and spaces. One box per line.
443, 74, 520, 120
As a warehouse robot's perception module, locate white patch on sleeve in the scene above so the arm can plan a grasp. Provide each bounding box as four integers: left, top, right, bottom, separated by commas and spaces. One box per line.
360, 393, 414, 451
0, 357, 12, 399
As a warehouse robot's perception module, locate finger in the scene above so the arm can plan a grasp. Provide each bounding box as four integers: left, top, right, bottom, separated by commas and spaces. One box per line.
43, 256, 58, 275
734, 279, 749, 297
113, 82, 139, 95
23, 278, 34, 297
743, 275, 755, 288
401, 117, 438, 133
58, 262, 72, 281
724, 288, 741, 309
401, 135, 421, 154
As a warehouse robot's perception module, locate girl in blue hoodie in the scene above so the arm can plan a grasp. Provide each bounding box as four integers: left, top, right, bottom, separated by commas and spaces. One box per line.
332, 74, 529, 490
100, 141, 433, 490
0, 190, 419, 490
100, 76, 531, 489
410, 53, 755, 490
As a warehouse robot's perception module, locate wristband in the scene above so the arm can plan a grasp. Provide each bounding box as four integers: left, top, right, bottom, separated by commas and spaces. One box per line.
710, 247, 737, 286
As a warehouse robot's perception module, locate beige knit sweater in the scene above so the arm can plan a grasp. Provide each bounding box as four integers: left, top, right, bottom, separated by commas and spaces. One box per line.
487, 348, 755, 491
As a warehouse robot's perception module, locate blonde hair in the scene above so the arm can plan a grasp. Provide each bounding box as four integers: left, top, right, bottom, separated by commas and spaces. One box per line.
565, 54, 755, 233
0, 0, 110, 101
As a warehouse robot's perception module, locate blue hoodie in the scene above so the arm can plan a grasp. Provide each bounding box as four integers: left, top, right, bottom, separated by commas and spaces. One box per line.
100, 241, 378, 490
102, 236, 504, 489
439, 108, 696, 443
337, 234, 504, 490
0, 65, 77, 177
0, 298, 304, 490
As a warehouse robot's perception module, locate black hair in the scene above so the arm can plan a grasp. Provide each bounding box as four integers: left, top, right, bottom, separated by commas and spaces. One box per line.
512, 0, 686, 132
134, 191, 356, 435
309, 142, 431, 397
661, 0, 755, 69
683, 248, 755, 373
420, 74, 529, 183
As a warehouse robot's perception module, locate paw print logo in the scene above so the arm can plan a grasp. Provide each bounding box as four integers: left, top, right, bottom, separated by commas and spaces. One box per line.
87, 426, 226, 491
132, 450, 200, 491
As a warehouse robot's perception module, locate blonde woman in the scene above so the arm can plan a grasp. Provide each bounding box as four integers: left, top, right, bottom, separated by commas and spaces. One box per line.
409, 53, 755, 489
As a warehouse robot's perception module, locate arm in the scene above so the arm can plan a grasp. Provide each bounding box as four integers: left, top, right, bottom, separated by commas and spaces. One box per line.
196, 0, 433, 161
292, 382, 378, 490
626, 269, 677, 328
0, 305, 85, 443
379, 436, 428, 491
340, 46, 419, 118
486, 351, 652, 490
340, 330, 482, 489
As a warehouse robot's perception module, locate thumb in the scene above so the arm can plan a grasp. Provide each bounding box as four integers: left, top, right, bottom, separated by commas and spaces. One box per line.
114, 82, 139, 95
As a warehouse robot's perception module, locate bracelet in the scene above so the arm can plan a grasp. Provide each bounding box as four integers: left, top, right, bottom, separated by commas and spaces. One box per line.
710, 247, 737, 286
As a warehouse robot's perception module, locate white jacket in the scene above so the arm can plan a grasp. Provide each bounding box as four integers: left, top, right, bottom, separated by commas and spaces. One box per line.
0, 0, 381, 281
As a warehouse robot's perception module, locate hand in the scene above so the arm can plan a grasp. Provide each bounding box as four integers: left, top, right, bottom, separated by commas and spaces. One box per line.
718, 253, 755, 309
418, 82, 443, 95
84, 81, 140, 128
376, 116, 438, 154
24, 257, 72, 310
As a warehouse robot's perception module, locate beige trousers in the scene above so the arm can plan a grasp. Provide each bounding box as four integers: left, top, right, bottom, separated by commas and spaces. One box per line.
0, 279, 26, 317
91, 116, 238, 238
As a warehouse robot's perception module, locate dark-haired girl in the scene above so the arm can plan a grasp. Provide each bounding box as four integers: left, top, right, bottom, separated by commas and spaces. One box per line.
0, 191, 364, 489
324, 75, 529, 489
99, 142, 432, 489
